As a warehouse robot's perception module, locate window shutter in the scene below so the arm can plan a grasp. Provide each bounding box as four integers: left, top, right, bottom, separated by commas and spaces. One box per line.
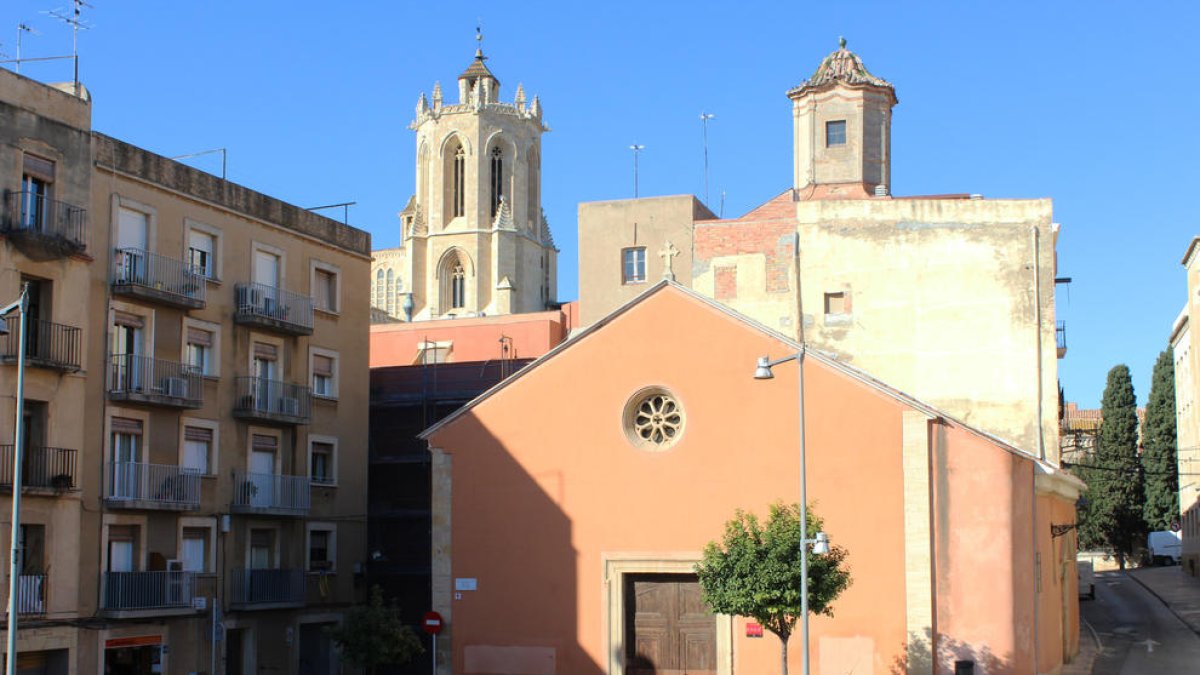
313, 354, 334, 377
111, 417, 143, 435
252, 434, 278, 451
253, 342, 278, 360
187, 327, 213, 348
23, 154, 55, 180
184, 426, 213, 443
113, 312, 145, 329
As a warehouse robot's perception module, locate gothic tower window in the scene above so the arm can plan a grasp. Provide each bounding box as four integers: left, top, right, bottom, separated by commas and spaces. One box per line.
374, 269, 384, 309
490, 146, 504, 217
444, 139, 466, 225
386, 269, 396, 315
451, 264, 466, 309
453, 146, 466, 218
527, 147, 540, 231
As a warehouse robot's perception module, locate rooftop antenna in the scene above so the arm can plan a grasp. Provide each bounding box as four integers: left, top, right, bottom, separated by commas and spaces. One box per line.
170, 148, 227, 181
45, 0, 92, 95
16, 23, 40, 74
700, 112, 716, 207
306, 201, 357, 226
629, 144, 645, 198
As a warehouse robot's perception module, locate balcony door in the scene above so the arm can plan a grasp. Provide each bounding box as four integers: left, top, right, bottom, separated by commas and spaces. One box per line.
249, 435, 277, 508
252, 343, 278, 412
112, 313, 145, 392
110, 418, 142, 500
19, 154, 54, 232
254, 250, 280, 289
19, 524, 46, 615
107, 527, 136, 573
116, 207, 149, 282
19, 276, 48, 360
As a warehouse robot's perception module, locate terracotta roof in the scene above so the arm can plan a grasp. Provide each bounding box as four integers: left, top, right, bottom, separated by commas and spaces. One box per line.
459, 49, 497, 83
788, 38, 893, 98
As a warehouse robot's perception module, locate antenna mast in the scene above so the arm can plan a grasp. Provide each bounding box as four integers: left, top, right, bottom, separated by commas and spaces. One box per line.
46, 0, 91, 95
15, 23, 40, 74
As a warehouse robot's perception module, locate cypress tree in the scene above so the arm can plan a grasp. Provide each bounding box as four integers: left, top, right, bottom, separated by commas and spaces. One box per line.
1142, 350, 1179, 530
1084, 364, 1145, 568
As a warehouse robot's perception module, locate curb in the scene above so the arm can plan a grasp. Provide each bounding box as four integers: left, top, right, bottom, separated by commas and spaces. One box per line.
1126, 570, 1200, 638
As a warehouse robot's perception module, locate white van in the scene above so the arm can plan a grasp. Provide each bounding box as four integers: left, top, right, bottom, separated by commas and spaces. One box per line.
1148, 530, 1182, 566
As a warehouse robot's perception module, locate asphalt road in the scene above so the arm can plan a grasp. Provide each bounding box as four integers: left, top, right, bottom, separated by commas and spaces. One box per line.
1082, 571, 1200, 674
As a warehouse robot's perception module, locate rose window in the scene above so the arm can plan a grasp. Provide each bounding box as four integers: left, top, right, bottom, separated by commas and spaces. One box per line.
624, 388, 685, 450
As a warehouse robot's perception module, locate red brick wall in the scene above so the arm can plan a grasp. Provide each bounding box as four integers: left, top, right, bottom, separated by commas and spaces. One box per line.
714, 266, 737, 300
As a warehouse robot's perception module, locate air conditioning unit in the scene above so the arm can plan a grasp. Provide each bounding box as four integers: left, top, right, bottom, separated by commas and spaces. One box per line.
192, 596, 207, 610
163, 377, 189, 398
280, 397, 301, 416
166, 559, 184, 572
241, 287, 264, 314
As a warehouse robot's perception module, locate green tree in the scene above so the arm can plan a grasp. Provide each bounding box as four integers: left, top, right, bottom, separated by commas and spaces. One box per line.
1142, 349, 1179, 530
695, 502, 851, 675
1081, 364, 1146, 568
328, 585, 423, 675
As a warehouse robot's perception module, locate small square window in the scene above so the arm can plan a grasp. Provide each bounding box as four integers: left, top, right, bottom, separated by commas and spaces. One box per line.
308, 526, 335, 572
185, 327, 215, 376
314, 267, 338, 313
826, 120, 847, 147
622, 248, 646, 284
188, 230, 217, 279
182, 425, 214, 475
312, 352, 337, 398
824, 292, 847, 315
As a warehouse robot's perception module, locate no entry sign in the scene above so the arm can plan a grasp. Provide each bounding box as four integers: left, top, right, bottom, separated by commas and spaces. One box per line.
423, 611, 444, 635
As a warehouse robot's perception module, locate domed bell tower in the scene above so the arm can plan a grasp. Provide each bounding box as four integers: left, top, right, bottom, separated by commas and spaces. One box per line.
400, 33, 557, 321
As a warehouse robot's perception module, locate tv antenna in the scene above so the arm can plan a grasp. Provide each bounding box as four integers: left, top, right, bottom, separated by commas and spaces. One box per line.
700, 112, 716, 207
44, 0, 92, 95
629, 144, 645, 198
16, 24, 41, 74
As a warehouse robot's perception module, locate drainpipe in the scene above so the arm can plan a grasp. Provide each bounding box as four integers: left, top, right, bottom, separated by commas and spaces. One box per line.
1031, 226, 1045, 462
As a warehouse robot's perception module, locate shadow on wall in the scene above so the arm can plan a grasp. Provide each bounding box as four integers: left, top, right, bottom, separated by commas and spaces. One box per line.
890, 629, 1013, 675
445, 411, 605, 675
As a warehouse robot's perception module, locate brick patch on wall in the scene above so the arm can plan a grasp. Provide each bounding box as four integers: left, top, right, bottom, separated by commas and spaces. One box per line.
695, 218, 795, 294
715, 266, 738, 300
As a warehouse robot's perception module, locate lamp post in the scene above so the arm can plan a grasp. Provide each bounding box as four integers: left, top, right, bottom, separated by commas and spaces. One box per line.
754, 347, 828, 675
0, 284, 29, 675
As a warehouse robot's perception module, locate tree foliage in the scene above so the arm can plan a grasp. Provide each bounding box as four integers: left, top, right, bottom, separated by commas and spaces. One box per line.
328, 585, 423, 674
1142, 349, 1179, 530
695, 502, 851, 675
1079, 365, 1146, 567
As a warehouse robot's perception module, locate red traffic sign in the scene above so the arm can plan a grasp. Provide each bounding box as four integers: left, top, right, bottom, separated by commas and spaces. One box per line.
423, 611, 444, 635
745, 623, 764, 638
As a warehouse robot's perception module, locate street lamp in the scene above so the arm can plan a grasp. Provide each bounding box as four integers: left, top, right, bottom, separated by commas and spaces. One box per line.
0, 284, 29, 675
754, 348, 828, 675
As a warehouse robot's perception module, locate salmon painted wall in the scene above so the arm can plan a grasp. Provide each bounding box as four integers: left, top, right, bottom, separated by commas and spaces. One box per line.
933, 422, 1037, 674
369, 303, 576, 367
428, 287, 1048, 674
1035, 493, 1081, 672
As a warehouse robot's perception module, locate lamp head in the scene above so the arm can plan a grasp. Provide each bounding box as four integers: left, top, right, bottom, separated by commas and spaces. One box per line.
812, 531, 830, 555
753, 356, 774, 380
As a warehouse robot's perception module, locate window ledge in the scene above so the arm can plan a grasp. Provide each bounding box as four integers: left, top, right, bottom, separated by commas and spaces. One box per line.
202, 277, 222, 286
313, 394, 338, 404
306, 569, 336, 576
314, 308, 340, 318
311, 481, 338, 489
823, 313, 853, 327
622, 280, 647, 286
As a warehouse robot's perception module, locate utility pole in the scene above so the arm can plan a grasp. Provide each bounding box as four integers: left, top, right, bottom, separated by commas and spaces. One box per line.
700, 112, 716, 207
629, 144, 645, 198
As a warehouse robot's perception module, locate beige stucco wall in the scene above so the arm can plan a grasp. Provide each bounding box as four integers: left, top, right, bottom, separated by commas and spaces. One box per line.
1178, 242, 1200, 574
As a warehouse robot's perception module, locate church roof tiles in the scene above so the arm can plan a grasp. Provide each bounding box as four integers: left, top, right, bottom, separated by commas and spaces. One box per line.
459, 49, 498, 84
788, 38, 893, 98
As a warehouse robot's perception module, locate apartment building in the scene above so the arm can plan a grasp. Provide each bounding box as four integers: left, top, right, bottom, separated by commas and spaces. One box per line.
1, 67, 370, 675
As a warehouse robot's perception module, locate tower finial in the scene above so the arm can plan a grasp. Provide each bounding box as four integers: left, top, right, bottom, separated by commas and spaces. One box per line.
839, 36, 847, 49
475, 21, 485, 59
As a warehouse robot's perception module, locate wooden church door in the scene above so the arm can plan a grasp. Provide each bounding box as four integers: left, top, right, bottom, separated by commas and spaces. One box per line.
625, 574, 716, 675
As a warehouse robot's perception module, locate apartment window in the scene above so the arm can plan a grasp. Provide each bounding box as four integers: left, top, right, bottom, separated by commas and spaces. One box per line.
312, 352, 337, 398
107, 525, 138, 573
180, 527, 209, 573
185, 326, 214, 376
249, 528, 276, 569
307, 525, 336, 572
623, 248, 646, 284
313, 266, 338, 313
187, 229, 217, 278
310, 439, 335, 485
20, 154, 55, 231
182, 426, 213, 475
826, 120, 847, 147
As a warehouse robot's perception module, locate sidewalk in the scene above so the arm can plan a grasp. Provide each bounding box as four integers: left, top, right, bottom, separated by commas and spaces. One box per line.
1128, 566, 1200, 636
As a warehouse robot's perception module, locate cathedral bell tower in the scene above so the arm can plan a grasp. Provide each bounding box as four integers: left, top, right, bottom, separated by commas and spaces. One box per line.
398, 36, 557, 321
788, 38, 898, 199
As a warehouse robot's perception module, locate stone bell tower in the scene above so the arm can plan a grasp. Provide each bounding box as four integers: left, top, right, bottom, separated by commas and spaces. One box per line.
788, 38, 898, 199
396, 36, 558, 321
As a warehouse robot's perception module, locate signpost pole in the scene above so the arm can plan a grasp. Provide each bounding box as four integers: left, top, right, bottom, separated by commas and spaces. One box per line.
431, 634, 436, 675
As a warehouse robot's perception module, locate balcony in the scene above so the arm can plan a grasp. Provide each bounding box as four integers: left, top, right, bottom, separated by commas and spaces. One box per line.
230, 568, 305, 610
233, 377, 311, 425
1, 190, 87, 260
0, 319, 82, 372
112, 248, 206, 309
234, 282, 314, 336
100, 571, 200, 617
108, 354, 203, 409
104, 462, 201, 511
231, 470, 310, 516
7, 575, 46, 616
1057, 320, 1067, 359
0, 446, 77, 491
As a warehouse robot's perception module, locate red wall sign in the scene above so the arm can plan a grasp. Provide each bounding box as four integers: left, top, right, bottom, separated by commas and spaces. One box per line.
423, 610, 444, 635
745, 623, 764, 638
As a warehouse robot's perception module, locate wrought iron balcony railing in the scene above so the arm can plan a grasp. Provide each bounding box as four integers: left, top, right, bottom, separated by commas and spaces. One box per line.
0, 318, 82, 371
231, 470, 310, 515
233, 377, 311, 424
2, 190, 87, 257
12, 574, 46, 616
112, 247, 206, 308
230, 568, 305, 608
0, 446, 77, 490
104, 462, 201, 510
108, 354, 203, 408
234, 282, 314, 335
1057, 320, 1067, 358
100, 571, 196, 613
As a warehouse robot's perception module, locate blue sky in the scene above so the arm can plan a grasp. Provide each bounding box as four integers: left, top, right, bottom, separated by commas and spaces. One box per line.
3, 1, 1198, 408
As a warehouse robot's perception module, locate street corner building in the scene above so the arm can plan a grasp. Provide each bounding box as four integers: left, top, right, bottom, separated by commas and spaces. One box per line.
420, 283, 1083, 675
